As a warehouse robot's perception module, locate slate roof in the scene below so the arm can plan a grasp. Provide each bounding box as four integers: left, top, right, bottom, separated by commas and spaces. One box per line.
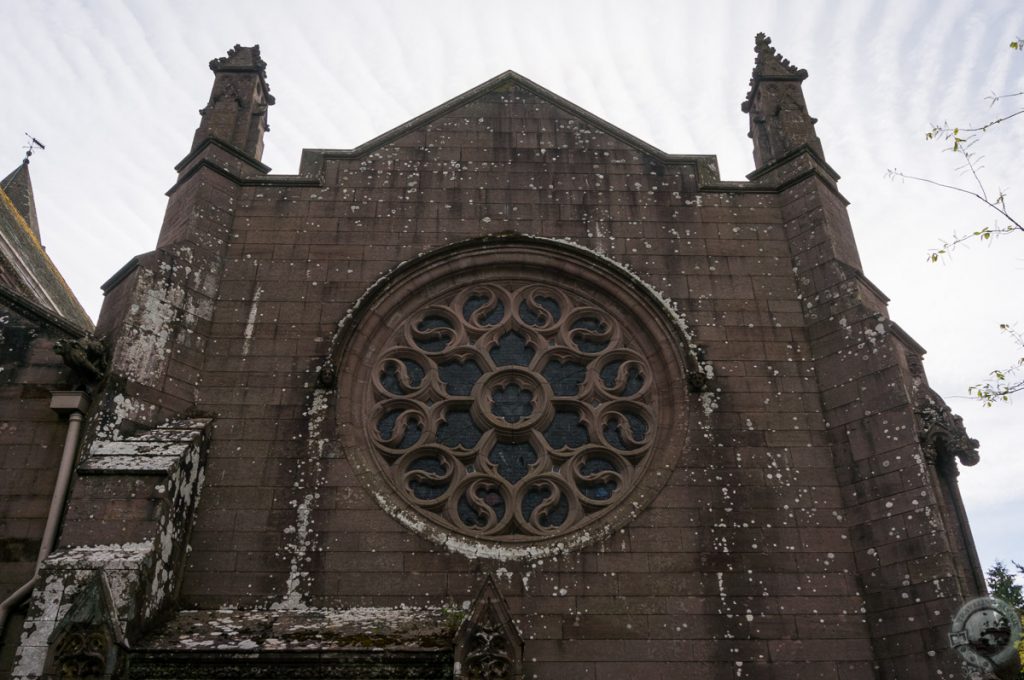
0, 161, 93, 330
1, 161, 40, 238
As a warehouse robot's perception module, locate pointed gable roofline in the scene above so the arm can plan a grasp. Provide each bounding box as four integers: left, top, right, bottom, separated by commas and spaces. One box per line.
172, 68, 844, 199
297, 70, 719, 174
171, 69, 727, 196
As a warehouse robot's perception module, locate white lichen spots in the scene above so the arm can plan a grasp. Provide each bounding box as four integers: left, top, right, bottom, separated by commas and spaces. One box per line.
45, 541, 154, 569
369, 488, 607, 563
700, 391, 719, 418
273, 389, 329, 610
10, 574, 67, 678
241, 285, 263, 356
94, 393, 156, 441
11, 537, 165, 678
159, 606, 449, 652
538, 234, 715, 410
145, 429, 206, 620
117, 276, 184, 384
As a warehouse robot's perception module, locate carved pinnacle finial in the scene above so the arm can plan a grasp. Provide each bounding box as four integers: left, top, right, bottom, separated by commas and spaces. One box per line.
753, 32, 807, 76
742, 33, 808, 112
741, 33, 823, 168
208, 44, 275, 104
192, 44, 275, 160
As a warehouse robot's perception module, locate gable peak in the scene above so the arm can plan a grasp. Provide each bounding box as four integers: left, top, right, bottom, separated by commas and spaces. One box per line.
470, 70, 546, 93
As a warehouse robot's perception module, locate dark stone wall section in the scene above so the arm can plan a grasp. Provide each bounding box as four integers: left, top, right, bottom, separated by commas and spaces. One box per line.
0, 299, 76, 603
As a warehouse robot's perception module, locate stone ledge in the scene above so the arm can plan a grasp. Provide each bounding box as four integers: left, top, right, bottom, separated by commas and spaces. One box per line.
78, 418, 212, 475
137, 607, 456, 653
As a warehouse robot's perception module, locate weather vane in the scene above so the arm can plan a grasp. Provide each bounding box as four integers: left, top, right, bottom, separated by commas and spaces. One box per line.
23, 133, 45, 163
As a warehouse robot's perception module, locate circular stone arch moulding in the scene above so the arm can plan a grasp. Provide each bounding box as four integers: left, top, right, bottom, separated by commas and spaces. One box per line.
332, 237, 697, 560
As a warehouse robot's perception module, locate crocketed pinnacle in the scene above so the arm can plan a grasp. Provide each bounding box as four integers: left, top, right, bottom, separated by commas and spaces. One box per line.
209, 44, 275, 105
741, 33, 808, 112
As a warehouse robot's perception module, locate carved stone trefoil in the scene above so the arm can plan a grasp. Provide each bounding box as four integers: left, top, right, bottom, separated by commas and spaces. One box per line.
45, 571, 125, 680
454, 577, 523, 680
51, 627, 114, 679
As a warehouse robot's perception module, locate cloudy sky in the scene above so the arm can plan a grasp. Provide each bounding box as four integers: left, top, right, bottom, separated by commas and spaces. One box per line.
2, 1, 1021, 573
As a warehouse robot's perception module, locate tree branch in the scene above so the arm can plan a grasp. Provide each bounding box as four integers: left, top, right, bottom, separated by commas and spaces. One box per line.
933, 107, 1024, 134
886, 170, 1023, 232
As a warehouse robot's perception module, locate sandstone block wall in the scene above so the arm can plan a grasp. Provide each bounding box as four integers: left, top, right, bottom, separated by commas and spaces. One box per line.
84, 76, 976, 677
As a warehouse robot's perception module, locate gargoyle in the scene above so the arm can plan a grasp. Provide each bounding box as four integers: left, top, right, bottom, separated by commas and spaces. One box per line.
54, 334, 108, 383
916, 390, 981, 470
905, 350, 980, 471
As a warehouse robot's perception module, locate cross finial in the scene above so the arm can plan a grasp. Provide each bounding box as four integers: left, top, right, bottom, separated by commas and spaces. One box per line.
22, 133, 45, 164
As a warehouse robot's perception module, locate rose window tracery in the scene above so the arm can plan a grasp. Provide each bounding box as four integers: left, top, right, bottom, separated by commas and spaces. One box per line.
366, 283, 656, 540
334, 241, 693, 551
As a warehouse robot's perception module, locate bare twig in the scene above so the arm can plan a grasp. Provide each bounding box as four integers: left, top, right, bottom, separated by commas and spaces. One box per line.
885, 169, 1022, 234
930, 107, 1024, 135
969, 324, 1024, 405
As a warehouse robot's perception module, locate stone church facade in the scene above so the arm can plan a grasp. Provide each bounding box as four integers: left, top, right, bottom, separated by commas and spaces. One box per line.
0, 35, 987, 678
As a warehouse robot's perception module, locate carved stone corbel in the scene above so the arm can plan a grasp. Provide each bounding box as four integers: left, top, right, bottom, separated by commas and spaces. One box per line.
316, 360, 337, 389
454, 577, 524, 680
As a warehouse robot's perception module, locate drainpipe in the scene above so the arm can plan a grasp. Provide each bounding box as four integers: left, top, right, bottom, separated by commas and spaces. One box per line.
0, 391, 89, 642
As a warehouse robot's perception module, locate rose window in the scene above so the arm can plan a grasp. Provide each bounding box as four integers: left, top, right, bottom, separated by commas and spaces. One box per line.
334, 242, 692, 550
366, 282, 656, 540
